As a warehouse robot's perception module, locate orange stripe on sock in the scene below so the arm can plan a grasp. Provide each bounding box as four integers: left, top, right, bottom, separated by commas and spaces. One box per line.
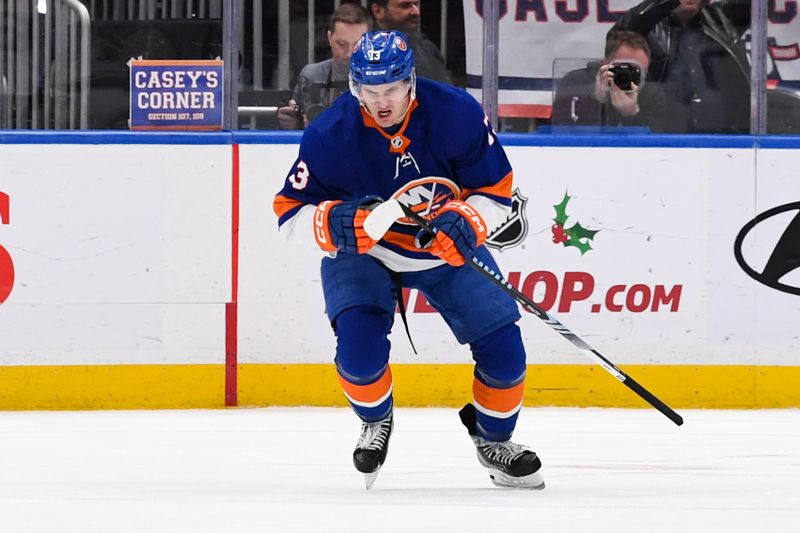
339, 367, 393, 405
473, 377, 525, 414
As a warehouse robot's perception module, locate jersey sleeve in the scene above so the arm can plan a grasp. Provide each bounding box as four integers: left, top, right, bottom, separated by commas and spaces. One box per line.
273, 127, 341, 246
447, 94, 515, 232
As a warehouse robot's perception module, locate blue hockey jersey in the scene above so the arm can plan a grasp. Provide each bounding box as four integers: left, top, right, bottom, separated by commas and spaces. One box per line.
274, 77, 515, 272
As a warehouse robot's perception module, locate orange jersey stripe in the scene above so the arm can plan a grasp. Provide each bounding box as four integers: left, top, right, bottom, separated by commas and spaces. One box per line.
339, 367, 393, 405
473, 378, 525, 414
462, 171, 514, 202
382, 230, 421, 252
273, 194, 305, 219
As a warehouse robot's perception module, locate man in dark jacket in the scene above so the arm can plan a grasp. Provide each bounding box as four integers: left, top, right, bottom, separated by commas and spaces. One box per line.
610, 0, 751, 134
368, 0, 451, 84
552, 31, 666, 132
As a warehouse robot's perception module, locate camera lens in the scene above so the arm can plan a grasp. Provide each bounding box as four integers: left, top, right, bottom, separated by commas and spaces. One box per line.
305, 104, 326, 123
611, 64, 641, 91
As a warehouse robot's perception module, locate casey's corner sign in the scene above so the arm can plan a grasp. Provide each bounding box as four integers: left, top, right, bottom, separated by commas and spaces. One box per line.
129, 59, 223, 130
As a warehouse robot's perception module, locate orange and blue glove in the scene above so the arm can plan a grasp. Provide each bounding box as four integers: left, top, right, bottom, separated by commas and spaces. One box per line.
415, 200, 487, 267
314, 196, 382, 254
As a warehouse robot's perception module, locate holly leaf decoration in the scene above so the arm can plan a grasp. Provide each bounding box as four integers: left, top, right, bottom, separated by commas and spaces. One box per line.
553, 192, 571, 226
564, 223, 600, 255
551, 191, 600, 255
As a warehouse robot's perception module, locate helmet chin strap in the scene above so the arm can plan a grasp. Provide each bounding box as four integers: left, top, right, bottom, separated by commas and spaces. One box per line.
396, 88, 416, 121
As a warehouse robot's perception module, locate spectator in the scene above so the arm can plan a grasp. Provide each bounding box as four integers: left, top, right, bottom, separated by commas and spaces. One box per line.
277, 3, 370, 130
367, 0, 451, 84
609, 0, 751, 134
552, 31, 666, 132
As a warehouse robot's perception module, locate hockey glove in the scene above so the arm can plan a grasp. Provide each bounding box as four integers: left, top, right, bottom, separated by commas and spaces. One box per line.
415, 200, 487, 267
314, 196, 382, 254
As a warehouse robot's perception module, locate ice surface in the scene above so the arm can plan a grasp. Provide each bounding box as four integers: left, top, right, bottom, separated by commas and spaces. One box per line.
1, 407, 798, 532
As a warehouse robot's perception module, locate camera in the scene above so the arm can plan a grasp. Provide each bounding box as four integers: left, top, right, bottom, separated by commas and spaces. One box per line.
610, 63, 642, 91
301, 80, 350, 124
304, 103, 327, 123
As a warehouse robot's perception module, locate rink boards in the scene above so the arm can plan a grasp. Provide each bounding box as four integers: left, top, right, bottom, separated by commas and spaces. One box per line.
0, 132, 798, 409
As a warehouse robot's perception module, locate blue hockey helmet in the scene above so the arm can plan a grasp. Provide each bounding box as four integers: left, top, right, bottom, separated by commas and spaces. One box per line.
349, 30, 415, 86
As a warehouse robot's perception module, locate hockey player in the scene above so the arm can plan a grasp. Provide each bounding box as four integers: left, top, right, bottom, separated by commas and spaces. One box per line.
273, 30, 544, 490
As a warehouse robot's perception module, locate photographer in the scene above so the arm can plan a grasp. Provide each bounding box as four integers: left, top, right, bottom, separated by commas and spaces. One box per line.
277, 3, 370, 130
552, 31, 666, 131
609, 0, 750, 134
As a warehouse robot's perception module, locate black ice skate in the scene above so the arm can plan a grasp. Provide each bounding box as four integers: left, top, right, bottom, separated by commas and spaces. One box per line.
352, 414, 393, 490
459, 404, 545, 490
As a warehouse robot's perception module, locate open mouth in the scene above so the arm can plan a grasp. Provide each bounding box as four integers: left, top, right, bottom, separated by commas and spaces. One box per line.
377, 110, 392, 120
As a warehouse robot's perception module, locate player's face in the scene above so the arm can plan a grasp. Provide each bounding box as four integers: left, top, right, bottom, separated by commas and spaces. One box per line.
373, 0, 420, 33
328, 22, 369, 65
359, 80, 411, 127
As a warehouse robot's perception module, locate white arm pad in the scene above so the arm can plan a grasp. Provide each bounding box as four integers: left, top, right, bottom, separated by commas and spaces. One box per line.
465, 195, 512, 234
277, 204, 321, 249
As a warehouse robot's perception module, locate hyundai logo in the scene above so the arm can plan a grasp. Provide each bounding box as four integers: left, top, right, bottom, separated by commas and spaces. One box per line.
734, 202, 800, 295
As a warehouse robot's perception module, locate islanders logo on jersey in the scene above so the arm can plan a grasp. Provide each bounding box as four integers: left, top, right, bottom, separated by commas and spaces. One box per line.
391, 176, 460, 224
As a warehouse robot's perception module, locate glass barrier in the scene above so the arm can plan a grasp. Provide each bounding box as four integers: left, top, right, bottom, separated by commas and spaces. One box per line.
1, 0, 224, 130
236, 0, 465, 131
551, 58, 605, 130
1, 1, 797, 134
605, 0, 752, 134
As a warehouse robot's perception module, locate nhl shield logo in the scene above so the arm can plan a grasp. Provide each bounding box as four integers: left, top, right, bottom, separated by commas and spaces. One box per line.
486, 188, 529, 251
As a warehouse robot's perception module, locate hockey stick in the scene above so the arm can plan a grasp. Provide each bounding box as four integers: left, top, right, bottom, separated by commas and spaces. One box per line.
396, 200, 684, 427
364, 198, 405, 240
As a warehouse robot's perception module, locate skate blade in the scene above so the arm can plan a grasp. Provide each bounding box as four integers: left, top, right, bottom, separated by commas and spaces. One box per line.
363, 469, 381, 490
487, 468, 545, 490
